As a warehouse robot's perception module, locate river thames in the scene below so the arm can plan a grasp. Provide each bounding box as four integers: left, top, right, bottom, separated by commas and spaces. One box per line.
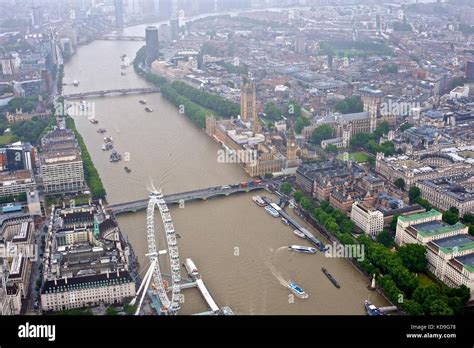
63, 18, 388, 314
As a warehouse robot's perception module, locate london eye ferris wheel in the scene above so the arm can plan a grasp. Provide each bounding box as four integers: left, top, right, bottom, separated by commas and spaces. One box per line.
130, 187, 182, 315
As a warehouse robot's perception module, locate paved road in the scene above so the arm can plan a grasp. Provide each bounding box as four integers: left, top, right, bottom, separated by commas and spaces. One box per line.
23, 219, 48, 315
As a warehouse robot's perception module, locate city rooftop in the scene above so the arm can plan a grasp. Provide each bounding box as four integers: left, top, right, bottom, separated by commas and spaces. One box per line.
432, 234, 474, 254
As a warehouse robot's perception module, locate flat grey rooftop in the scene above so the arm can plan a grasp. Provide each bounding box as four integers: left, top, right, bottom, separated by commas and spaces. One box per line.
456, 253, 474, 268
413, 220, 446, 231
434, 234, 474, 249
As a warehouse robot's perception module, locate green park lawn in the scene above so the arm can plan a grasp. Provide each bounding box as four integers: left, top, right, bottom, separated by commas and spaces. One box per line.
417, 273, 436, 288
0, 132, 17, 146
338, 151, 372, 163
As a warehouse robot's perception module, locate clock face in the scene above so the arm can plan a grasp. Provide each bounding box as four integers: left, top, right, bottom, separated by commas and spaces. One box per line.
291, 143, 296, 148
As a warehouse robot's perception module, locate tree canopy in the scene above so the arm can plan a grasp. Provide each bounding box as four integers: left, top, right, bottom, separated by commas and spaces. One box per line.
463, 213, 474, 224
443, 207, 459, 225
334, 96, 363, 114
358, 235, 470, 315
66, 117, 106, 199
7, 97, 37, 113
398, 244, 427, 273
377, 230, 395, 248
408, 187, 421, 204
286, 101, 302, 118
295, 116, 310, 134
325, 144, 339, 153
373, 121, 390, 138
171, 81, 239, 118
311, 124, 333, 146
293, 191, 303, 203
350, 122, 395, 156
106, 307, 118, 316
394, 178, 406, 190
390, 214, 400, 231
416, 198, 432, 211
281, 183, 292, 195
264, 102, 284, 120
11, 117, 52, 145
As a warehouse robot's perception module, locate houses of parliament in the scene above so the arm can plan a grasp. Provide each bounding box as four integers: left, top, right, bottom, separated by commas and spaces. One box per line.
206, 81, 301, 177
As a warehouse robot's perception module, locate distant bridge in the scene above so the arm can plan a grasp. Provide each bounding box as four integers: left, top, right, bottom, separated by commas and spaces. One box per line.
108, 184, 266, 215
63, 87, 160, 100
98, 35, 145, 41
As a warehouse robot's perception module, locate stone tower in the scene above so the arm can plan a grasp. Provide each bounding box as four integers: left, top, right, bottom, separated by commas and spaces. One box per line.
361, 88, 383, 133
240, 81, 257, 123
286, 128, 298, 161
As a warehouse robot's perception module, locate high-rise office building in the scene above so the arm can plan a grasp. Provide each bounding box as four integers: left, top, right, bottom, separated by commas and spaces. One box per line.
40, 149, 85, 194
31, 5, 42, 28
159, 23, 171, 45
114, 0, 124, 28
170, 17, 179, 41
466, 59, 474, 82
294, 35, 305, 54
145, 26, 160, 66
466, 59, 474, 97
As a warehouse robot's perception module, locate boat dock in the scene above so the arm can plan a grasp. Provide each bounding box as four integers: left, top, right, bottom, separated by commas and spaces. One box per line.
261, 197, 326, 251
196, 279, 219, 312
379, 306, 398, 314
193, 306, 235, 316
147, 276, 227, 315
179, 278, 222, 314
180, 281, 198, 290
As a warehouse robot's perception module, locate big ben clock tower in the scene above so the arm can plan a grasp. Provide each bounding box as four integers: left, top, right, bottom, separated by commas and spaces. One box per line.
286, 128, 298, 161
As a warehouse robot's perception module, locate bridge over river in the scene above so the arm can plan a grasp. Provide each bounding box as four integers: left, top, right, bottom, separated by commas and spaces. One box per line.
108, 183, 267, 215
98, 35, 145, 41
63, 87, 160, 100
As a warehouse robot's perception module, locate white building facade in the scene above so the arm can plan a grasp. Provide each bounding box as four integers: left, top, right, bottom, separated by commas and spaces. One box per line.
350, 202, 384, 237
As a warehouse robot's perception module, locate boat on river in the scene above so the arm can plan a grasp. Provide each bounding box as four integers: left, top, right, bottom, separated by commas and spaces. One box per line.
288, 245, 316, 254
322, 267, 340, 288
365, 300, 383, 316
293, 230, 306, 239
110, 150, 122, 162
287, 281, 308, 299
265, 205, 279, 217
252, 195, 266, 207
102, 143, 113, 151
